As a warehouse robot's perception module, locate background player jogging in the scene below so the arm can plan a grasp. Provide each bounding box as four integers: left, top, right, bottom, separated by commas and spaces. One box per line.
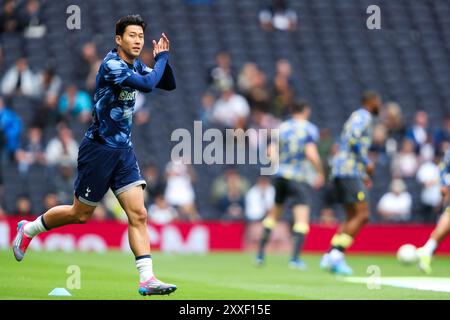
416, 149, 450, 274
12, 15, 177, 297
320, 91, 381, 276
256, 101, 325, 269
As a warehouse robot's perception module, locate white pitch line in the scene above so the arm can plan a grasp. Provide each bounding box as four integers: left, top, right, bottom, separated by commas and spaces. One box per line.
341, 277, 450, 293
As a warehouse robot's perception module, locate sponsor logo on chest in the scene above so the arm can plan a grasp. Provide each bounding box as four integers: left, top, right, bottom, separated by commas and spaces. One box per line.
118, 90, 137, 101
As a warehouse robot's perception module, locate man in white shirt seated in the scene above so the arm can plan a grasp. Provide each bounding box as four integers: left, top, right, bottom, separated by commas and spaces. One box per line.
377, 179, 412, 222
245, 177, 275, 222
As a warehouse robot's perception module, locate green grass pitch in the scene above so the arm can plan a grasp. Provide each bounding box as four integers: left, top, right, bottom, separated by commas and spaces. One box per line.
0, 250, 449, 300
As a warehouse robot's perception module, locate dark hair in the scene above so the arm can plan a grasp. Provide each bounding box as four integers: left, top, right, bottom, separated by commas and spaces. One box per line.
291, 100, 309, 114
361, 90, 379, 104
115, 14, 146, 36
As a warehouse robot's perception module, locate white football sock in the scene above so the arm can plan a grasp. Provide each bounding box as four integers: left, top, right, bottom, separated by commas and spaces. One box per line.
24, 215, 49, 238
136, 256, 154, 283
422, 239, 437, 256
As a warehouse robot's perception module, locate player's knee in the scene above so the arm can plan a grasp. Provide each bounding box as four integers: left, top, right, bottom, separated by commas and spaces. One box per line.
75, 211, 92, 224
131, 207, 148, 225
71, 206, 94, 224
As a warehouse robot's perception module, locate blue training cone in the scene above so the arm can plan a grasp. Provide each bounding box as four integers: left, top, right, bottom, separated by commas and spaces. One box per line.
48, 288, 72, 296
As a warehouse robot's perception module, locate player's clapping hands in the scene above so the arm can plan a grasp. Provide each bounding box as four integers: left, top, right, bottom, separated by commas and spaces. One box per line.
152, 33, 170, 57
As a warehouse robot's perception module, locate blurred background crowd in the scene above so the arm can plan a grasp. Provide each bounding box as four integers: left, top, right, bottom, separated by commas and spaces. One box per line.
1, 0, 450, 225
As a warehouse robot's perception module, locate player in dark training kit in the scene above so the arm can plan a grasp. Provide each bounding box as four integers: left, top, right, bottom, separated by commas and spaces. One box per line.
256, 102, 325, 269
416, 149, 450, 274
12, 15, 177, 296
320, 91, 381, 275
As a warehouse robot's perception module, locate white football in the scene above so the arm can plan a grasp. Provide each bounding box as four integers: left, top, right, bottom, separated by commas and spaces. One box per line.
397, 244, 418, 264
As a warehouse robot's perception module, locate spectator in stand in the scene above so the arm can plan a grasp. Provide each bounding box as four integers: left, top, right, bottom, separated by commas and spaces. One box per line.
0, 0, 21, 33
30, 66, 61, 129
148, 195, 178, 225
380, 102, 405, 140
75, 42, 102, 93
32, 93, 60, 129
433, 115, 450, 156
417, 153, 443, 222
212, 167, 250, 219
406, 110, 430, 154
377, 179, 412, 222
248, 108, 281, 150
0, 97, 22, 207
259, 0, 297, 32
164, 158, 200, 221
143, 163, 166, 206
45, 123, 78, 167
237, 62, 260, 95
199, 91, 215, 126
15, 126, 46, 176
13, 194, 33, 217
53, 161, 75, 204
211, 79, 250, 129
1, 57, 37, 97
0, 97, 22, 158
217, 173, 246, 221
43, 192, 58, 212
391, 139, 419, 178
34, 67, 62, 101
208, 51, 234, 89
20, 0, 46, 39
370, 124, 388, 155
237, 62, 269, 104
58, 85, 92, 123
370, 124, 389, 165
272, 59, 295, 118
245, 177, 275, 222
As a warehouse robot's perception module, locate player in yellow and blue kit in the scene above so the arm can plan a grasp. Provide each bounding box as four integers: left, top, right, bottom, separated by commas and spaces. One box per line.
12, 15, 177, 296
256, 101, 325, 269
320, 91, 381, 275
416, 149, 450, 274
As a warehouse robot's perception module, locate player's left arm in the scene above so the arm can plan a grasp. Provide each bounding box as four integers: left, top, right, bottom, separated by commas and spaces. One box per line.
349, 114, 373, 175
122, 52, 169, 92
122, 34, 173, 92
152, 33, 175, 90
305, 141, 325, 188
138, 60, 176, 91
156, 64, 176, 90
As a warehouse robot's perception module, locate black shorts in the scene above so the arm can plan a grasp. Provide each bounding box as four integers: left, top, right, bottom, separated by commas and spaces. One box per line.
273, 176, 312, 206
332, 177, 369, 205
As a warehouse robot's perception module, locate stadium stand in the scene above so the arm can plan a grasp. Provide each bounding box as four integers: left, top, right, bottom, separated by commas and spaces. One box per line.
1, 0, 449, 222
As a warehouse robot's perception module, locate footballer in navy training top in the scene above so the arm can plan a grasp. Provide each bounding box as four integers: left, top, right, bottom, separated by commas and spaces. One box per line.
12, 14, 177, 297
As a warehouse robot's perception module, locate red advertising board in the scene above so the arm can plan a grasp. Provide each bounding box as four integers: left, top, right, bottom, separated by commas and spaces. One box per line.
0, 217, 245, 253
2, 217, 450, 254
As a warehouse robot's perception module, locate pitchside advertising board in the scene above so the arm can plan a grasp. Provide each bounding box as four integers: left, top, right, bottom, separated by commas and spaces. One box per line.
0, 218, 245, 253
1, 217, 450, 253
